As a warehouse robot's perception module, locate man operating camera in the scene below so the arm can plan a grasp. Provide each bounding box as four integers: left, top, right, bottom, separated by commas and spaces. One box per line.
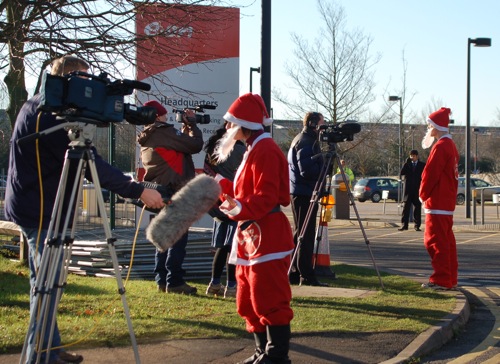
5, 55, 165, 364
137, 100, 204, 295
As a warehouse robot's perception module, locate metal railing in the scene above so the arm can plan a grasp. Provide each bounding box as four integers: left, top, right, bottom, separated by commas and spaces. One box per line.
0, 185, 215, 279
471, 187, 500, 225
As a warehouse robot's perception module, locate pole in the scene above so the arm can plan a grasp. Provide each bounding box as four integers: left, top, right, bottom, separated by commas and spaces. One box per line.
475, 132, 478, 173
398, 99, 403, 208
261, 0, 271, 114
249, 67, 261, 93
108, 124, 116, 229
399, 99, 403, 167
465, 37, 491, 217
465, 39, 471, 218
250, 68, 253, 93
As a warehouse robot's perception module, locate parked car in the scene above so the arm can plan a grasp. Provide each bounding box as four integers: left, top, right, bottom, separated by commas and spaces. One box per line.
353, 177, 400, 203
456, 177, 500, 205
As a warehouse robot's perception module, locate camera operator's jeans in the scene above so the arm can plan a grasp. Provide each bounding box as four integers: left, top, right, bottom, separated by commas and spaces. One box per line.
154, 232, 188, 287
21, 227, 62, 364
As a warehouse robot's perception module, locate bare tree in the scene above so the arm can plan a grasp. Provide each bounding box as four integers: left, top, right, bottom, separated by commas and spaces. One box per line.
0, 0, 241, 127
495, 107, 500, 125
274, 0, 380, 124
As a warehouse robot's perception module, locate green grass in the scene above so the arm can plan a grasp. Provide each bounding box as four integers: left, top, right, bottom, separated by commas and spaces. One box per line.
0, 255, 455, 354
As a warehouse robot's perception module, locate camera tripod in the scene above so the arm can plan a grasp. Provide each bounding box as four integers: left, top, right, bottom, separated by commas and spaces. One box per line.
19, 121, 141, 364
289, 141, 384, 289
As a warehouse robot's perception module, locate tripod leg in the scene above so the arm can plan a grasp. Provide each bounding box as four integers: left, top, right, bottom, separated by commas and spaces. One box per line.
289, 150, 334, 280
20, 124, 141, 363
45, 159, 87, 361
20, 153, 84, 364
86, 153, 141, 364
335, 154, 384, 289
312, 206, 324, 270
20, 239, 64, 364
288, 195, 320, 278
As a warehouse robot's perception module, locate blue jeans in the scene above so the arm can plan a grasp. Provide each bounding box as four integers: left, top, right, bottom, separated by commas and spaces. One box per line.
154, 232, 188, 287
21, 227, 62, 364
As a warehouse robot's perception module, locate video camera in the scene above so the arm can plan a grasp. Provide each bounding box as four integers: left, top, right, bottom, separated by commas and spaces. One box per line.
172, 104, 217, 124
318, 120, 361, 143
38, 71, 157, 125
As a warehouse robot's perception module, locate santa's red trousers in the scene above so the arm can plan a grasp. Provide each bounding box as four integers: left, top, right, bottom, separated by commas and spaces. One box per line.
236, 257, 294, 333
424, 213, 458, 288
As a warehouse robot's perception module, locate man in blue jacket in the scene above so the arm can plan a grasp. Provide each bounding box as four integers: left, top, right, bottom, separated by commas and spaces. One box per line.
5, 55, 164, 364
287, 112, 328, 287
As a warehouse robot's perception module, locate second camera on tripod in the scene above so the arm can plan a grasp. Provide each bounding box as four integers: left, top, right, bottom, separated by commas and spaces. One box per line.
318, 120, 361, 143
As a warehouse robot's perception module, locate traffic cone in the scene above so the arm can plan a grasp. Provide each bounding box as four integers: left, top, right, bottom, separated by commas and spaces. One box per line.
313, 217, 335, 278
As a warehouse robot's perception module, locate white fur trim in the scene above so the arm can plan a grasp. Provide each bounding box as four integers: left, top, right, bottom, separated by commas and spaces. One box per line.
234, 249, 295, 266
224, 112, 274, 130
225, 199, 242, 216
263, 117, 273, 126
423, 208, 454, 215
427, 118, 449, 132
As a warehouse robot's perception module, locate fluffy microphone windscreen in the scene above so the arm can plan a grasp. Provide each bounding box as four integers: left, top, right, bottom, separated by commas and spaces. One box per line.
145, 174, 222, 252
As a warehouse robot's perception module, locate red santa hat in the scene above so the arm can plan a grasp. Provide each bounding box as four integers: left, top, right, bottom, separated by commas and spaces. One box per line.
427, 107, 451, 131
223, 93, 273, 130
144, 100, 167, 117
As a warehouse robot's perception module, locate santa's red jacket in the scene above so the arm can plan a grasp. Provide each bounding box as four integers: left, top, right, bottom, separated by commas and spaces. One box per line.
218, 133, 295, 265
419, 135, 459, 214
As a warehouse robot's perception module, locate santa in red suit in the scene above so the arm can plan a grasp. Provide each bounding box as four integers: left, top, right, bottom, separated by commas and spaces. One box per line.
215, 93, 294, 364
419, 107, 459, 290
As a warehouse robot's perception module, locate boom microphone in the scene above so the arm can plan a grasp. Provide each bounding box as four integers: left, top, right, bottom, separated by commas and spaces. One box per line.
145, 174, 222, 252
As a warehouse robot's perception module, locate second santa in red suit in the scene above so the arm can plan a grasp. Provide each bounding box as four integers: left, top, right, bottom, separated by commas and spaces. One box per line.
214, 93, 294, 364
419, 107, 459, 291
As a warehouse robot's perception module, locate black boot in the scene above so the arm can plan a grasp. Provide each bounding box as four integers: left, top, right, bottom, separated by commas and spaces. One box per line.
254, 325, 291, 364
237, 331, 267, 364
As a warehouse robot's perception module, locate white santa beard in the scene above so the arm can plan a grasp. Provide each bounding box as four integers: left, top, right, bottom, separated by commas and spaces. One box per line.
214, 125, 240, 162
421, 128, 434, 149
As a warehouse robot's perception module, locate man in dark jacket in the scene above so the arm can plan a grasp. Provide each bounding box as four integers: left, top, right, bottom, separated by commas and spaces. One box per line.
137, 101, 203, 294
287, 112, 327, 286
399, 149, 425, 231
5, 55, 164, 364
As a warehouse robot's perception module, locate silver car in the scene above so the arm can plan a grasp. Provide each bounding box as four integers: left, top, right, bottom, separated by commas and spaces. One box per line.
456, 177, 500, 205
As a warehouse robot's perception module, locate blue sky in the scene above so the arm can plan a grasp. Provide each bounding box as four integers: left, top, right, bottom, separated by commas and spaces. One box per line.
237, 0, 500, 126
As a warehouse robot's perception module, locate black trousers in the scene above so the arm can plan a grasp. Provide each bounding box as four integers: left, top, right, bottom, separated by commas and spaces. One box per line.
290, 194, 319, 280
401, 194, 422, 228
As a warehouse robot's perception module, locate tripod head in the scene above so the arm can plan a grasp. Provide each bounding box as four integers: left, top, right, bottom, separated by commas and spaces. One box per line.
17, 118, 99, 148
66, 122, 97, 148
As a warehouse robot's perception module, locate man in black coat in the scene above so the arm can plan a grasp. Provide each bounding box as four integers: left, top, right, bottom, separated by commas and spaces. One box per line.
287, 112, 328, 286
399, 149, 425, 231
5, 56, 165, 364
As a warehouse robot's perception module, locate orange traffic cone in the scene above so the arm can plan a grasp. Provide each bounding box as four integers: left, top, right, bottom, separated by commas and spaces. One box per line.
314, 197, 335, 277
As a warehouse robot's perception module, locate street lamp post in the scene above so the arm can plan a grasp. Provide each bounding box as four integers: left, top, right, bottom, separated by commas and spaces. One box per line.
404, 126, 415, 150
466, 37, 491, 218
473, 127, 480, 174
389, 95, 403, 206
389, 95, 403, 167
411, 126, 415, 150
249, 67, 261, 93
